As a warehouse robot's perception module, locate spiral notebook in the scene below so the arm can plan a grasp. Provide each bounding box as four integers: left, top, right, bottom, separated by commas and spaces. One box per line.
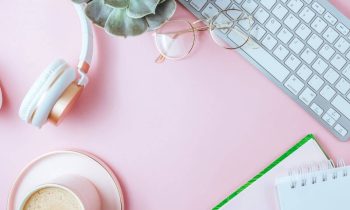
213, 134, 329, 210
276, 161, 350, 210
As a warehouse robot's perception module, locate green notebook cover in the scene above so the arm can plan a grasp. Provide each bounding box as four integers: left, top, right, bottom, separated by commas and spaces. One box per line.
213, 134, 329, 210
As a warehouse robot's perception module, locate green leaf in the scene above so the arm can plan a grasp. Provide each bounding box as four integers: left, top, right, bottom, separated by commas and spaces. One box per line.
72, 0, 91, 3
127, 0, 160, 19
105, 8, 148, 37
85, 0, 113, 27
146, 0, 176, 30
104, 0, 128, 8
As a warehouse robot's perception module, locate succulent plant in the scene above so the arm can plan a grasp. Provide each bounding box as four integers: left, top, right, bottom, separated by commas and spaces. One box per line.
73, 0, 177, 37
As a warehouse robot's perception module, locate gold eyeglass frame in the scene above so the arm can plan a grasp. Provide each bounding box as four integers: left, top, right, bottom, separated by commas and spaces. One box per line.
154, 9, 254, 63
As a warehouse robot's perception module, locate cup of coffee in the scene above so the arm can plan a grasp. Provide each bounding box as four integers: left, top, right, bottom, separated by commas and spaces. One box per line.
20, 175, 101, 210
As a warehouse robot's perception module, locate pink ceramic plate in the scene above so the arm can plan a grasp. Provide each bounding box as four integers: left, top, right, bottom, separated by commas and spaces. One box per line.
7, 150, 124, 210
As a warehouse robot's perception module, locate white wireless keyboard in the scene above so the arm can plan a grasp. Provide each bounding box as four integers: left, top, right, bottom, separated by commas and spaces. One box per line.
178, 0, 350, 141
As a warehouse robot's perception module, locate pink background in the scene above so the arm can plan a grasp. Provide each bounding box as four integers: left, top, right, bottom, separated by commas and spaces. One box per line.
1, 1, 350, 209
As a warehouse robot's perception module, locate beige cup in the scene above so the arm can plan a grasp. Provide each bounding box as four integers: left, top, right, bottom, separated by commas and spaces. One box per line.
20, 175, 101, 210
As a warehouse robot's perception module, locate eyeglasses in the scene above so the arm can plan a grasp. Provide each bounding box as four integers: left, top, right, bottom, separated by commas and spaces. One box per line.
154, 9, 256, 63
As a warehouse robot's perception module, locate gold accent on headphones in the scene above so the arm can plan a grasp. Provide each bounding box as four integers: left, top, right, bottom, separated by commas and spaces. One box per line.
48, 82, 83, 125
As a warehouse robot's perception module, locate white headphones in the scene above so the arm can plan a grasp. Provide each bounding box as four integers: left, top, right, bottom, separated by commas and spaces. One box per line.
19, 3, 93, 128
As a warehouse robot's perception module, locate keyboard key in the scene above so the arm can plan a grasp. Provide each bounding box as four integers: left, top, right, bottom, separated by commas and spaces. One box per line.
347, 51, 350, 60
296, 24, 311, 40
336, 23, 349, 35
311, 103, 324, 116
261, 0, 276, 10
308, 74, 324, 91
299, 87, 316, 105
289, 38, 305, 54
307, 34, 323, 50
299, 7, 315, 23
330, 54, 346, 70
242, 0, 258, 14
322, 113, 336, 126
312, 2, 325, 14
342, 65, 350, 81
324, 12, 337, 25
323, 27, 339, 44
311, 17, 327, 33
227, 27, 249, 45
190, 0, 206, 11
336, 78, 350, 94
285, 75, 304, 95
332, 95, 350, 120
254, 7, 269, 24
239, 42, 290, 83
301, 48, 316, 64
266, 18, 281, 34
277, 28, 293, 44
312, 58, 328, 74
297, 65, 312, 80
319, 44, 335, 60
285, 13, 300, 30
287, 0, 304, 13
227, 8, 242, 19
239, 17, 255, 30
215, 0, 231, 10
274, 45, 289, 60
262, 34, 277, 50
250, 25, 266, 40
335, 37, 350, 54
324, 68, 339, 84
326, 108, 340, 120
202, 3, 219, 18
272, 4, 288, 20
213, 13, 232, 33
335, 124, 348, 136
285, 54, 301, 71
320, 85, 336, 101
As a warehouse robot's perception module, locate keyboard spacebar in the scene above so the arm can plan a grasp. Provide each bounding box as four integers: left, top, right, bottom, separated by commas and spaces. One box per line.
240, 45, 290, 83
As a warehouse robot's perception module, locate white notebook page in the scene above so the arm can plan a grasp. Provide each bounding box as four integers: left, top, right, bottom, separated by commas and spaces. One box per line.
276, 166, 350, 210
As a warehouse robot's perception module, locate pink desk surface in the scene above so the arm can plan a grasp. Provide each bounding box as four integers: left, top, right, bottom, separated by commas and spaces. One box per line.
1, 1, 350, 209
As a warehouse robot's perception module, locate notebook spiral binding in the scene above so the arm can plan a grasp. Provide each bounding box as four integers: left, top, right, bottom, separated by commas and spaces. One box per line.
288, 159, 348, 189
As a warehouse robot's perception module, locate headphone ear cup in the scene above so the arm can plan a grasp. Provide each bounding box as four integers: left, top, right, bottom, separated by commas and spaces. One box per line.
31, 66, 76, 128
19, 59, 68, 123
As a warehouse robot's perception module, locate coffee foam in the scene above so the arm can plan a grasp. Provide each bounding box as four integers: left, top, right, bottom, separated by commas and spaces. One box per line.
23, 187, 83, 210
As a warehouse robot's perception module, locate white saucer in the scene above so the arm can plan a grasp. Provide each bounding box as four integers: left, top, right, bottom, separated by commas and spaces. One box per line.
8, 150, 124, 210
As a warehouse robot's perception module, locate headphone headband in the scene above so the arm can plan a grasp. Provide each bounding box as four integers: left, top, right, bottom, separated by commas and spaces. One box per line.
74, 3, 93, 70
